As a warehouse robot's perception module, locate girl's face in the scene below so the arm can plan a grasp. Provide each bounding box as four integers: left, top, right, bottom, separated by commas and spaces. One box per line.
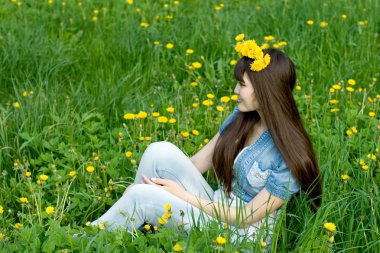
234, 72, 260, 112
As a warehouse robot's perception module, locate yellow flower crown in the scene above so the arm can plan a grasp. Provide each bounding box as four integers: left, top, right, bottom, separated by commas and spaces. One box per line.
234, 37, 271, 72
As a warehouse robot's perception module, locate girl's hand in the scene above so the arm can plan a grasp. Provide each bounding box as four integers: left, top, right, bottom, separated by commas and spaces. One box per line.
142, 175, 187, 200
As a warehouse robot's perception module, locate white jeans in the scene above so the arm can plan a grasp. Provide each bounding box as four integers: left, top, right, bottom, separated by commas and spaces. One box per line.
91, 141, 276, 243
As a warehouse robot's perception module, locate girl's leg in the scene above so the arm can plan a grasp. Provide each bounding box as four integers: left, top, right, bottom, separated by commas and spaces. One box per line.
133, 141, 214, 200
92, 184, 214, 231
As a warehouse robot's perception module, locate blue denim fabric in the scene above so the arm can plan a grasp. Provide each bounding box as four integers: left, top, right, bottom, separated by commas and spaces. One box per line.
219, 107, 300, 202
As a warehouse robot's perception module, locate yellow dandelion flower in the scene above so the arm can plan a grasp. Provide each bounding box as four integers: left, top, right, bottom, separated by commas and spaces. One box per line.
69, 171, 77, 177
215, 236, 227, 245
191, 62, 202, 69
351, 127, 357, 134
145, 137, 151, 141
0, 233, 2, 240
329, 99, 339, 105
264, 35, 275, 41
137, 111, 148, 119
25, 171, 31, 177
192, 130, 199, 136
166, 43, 174, 49
123, 113, 135, 120
204, 139, 209, 143
207, 93, 215, 99
202, 100, 214, 106
140, 22, 149, 28
186, 49, 194, 54
190, 82, 198, 87
98, 221, 106, 230
341, 174, 349, 181
46, 206, 55, 215
346, 87, 354, 92
261, 43, 270, 49
158, 217, 167, 225
235, 33, 245, 41
174, 1, 179, 5
125, 151, 132, 158
346, 129, 353, 137
320, 21, 328, 28
368, 112, 375, 117
20, 197, 28, 203
329, 88, 335, 93
157, 116, 168, 123
367, 154, 376, 160
362, 164, 369, 171
162, 212, 172, 219
13, 102, 20, 109
192, 103, 198, 108
48, 0, 53, 4
332, 84, 341, 90
166, 107, 175, 113
295, 85, 301, 91
330, 108, 340, 113
341, 14, 347, 19
214, 6, 221, 11
181, 131, 190, 138
173, 243, 183, 252
220, 96, 230, 103
14, 223, 23, 229
260, 241, 267, 248
164, 203, 171, 211
307, 20, 314, 25
348, 79, 356, 85
22, 91, 28, 97
169, 118, 176, 124
136, 8, 141, 13
94, 9, 99, 15
86, 165, 95, 173
144, 224, 151, 230
154, 41, 160, 46
152, 112, 160, 117
92, 16, 98, 22
40, 174, 48, 181
230, 59, 237, 65
0, 205, 4, 214
324, 222, 336, 232
127, 0, 133, 4
231, 94, 238, 101
216, 106, 224, 112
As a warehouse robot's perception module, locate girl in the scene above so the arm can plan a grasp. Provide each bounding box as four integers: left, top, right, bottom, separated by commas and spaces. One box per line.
89, 39, 322, 245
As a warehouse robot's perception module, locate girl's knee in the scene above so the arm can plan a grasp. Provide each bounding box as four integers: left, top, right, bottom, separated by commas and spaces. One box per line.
124, 184, 154, 200
144, 141, 180, 160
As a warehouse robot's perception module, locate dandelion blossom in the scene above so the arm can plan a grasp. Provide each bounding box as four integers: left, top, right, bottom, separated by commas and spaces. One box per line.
40, 175, 49, 181
324, 222, 336, 232
173, 243, 183, 252
215, 236, 227, 245
46, 206, 55, 215
86, 165, 95, 173
20, 197, 28, 203
166, 43, 174, 49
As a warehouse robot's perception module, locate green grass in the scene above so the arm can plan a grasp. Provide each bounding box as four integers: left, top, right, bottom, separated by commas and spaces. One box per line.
0, 0, 379, 252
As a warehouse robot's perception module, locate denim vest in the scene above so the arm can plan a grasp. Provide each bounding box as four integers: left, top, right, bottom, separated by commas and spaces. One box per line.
219, 107, 300, 203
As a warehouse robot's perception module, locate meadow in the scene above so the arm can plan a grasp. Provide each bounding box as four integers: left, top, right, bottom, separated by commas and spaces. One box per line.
0, 0, 379, 252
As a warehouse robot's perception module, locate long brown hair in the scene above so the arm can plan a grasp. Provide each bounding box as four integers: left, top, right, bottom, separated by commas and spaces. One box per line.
212, 48, 322, 209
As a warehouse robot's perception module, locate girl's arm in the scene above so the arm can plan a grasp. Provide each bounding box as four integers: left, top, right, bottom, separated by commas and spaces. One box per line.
143, 176, 284, 228
189, 133, 220, 174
